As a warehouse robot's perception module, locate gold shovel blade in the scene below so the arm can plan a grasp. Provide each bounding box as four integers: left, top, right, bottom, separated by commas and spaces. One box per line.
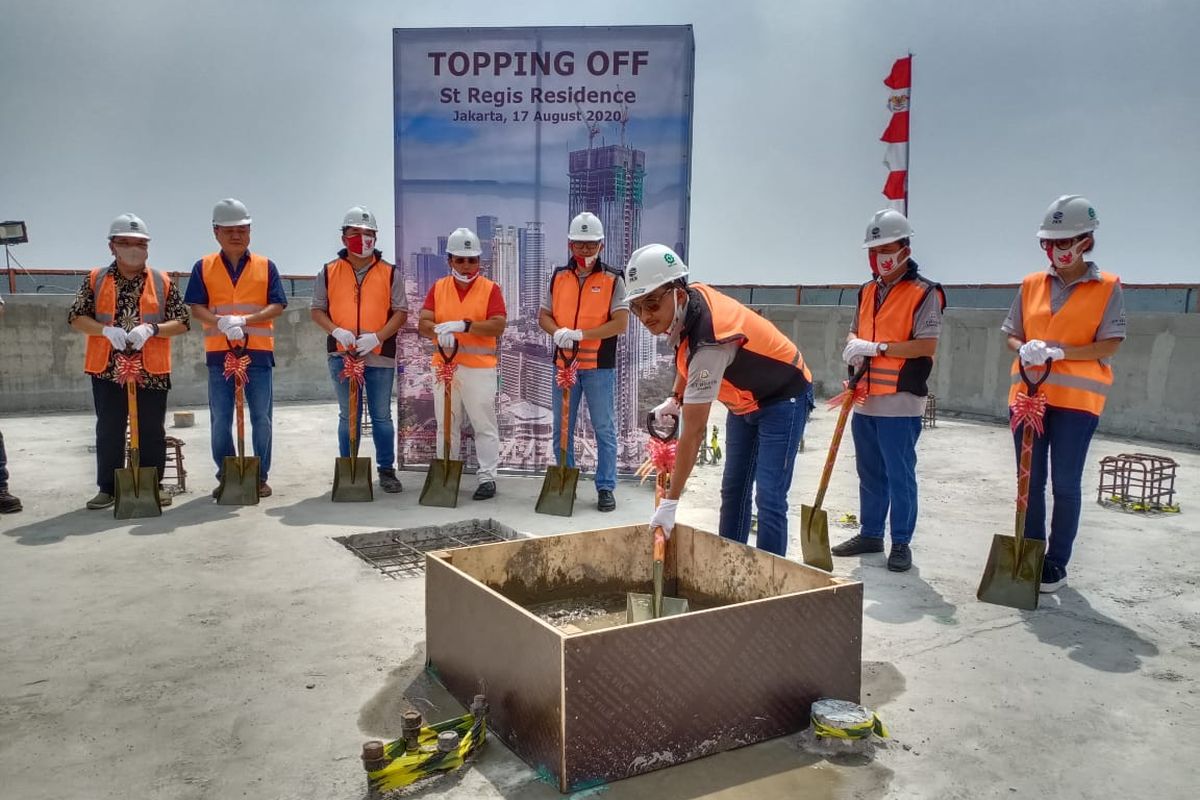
332, 457, 374, 502
419, 459, 463, 508
113, 466, 162, 519
799, 505, 834, 572
976, 533, 1046, 611
535, 465, 579, 517
625, 592, 690, 623
217, 456, 260, 506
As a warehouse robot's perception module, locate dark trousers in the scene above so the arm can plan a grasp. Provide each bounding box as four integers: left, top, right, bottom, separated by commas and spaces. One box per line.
0, 429, 9, 489
92, 377, 168, 494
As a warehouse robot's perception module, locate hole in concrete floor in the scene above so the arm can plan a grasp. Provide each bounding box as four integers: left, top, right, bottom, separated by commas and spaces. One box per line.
335, 518, 525, 578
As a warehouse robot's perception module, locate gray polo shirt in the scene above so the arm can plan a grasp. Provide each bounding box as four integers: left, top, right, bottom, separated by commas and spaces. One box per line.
312, 255, 408, 369
1001, 262, 1126, 343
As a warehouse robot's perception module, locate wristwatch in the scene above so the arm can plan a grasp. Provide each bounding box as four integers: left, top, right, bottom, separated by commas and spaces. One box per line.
877, 342, 889, 354
150, 323, 160, 337
462, 319, 473, 333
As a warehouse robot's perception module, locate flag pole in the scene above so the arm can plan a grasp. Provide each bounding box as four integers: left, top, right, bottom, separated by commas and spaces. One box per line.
905, 51, 912, 218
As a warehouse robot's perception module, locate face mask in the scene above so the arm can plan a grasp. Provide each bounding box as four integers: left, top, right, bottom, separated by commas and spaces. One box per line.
871, 247, 908, 278
346, 234, 375, 258
1047, 241, 1084, 269
452, 269, 479, 284
114, 245, 147, 268
666, 290, 688, 343
575, 254, 598, 271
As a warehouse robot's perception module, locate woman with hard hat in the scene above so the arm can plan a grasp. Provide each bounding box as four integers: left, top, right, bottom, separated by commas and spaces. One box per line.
1002, 195, 1126, 593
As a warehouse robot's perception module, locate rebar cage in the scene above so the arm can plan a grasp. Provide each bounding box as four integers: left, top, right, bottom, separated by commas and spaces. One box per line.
1097, 453, 1180, 514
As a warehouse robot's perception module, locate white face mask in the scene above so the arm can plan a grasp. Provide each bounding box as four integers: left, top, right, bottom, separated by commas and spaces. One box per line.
114, 245, 147, 268
871, 246, 908, 278
575, 254, 598, 271
666, 290, 687, 343
1047, 240, 1084, 270
452, 269, 479, 284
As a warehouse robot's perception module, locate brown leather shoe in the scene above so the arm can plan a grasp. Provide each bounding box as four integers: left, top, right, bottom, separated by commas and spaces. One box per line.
257, 482, 272, 498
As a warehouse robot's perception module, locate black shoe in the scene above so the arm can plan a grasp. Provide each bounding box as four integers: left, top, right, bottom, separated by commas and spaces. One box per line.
0, 490, 22, 514
212, 486, 220, 499
831, 534, 885, 557
1040, 562, 1067, 593
378, 468, 403, 494
472, 481, 496, 500
86, 492, 115, 510
257, 482, 272, 498
597, 489, 616, 512
887, 543, 913, 572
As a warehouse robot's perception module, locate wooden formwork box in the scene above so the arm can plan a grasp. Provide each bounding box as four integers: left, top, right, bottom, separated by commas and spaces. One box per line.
426, 524, 863, 793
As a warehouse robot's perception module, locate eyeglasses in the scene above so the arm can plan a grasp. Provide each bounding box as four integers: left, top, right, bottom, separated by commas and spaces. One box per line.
1041, 236, 1082, 251
451, 256, 480, 265
630, 286, 673, 316
569, 241, 601, 252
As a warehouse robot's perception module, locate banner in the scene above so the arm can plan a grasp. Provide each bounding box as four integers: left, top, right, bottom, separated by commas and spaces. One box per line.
393, 25, 695, 475
880, 54, 911, 213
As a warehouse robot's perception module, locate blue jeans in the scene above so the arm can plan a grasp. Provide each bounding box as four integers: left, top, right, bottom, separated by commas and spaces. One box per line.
852, 414, 923, 544
1011, 406, 1099, 572
327, 356, 396, 469
208, 364, 273, 482
720, 396, 808, 556
552, 367, 617, 492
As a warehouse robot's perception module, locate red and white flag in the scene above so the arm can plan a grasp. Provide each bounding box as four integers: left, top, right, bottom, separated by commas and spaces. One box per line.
880, 55, 911, 212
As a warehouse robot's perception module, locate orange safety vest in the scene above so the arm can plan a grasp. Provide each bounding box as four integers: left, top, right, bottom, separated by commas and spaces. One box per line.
200, 252, 274, 353
855, 274, 945, 397
1008, 270, 1118, 415
675, 283, 812, 415
549, 263, 621, 369
324, 256, 396, 357
84, 267, 172, 375
430, 275, 499, 369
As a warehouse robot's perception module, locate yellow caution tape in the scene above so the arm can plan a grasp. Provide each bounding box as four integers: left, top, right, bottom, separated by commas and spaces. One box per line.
368, 712, 486, 793
812, 713, 889, 740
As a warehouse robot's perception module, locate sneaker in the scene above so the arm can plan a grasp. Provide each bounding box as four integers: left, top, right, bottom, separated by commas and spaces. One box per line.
831, 534, 885, 557
887, 543, 913, 572
86, 492, 115, 510
597, 489, 616, 512
211, 486, 221, 499
378, 468, 403, 494
0, 490, 22, 514
257, 482, 272, 498
1040, 562, 1067, 593
472, 481, 496, 501
158, 492, 173, 508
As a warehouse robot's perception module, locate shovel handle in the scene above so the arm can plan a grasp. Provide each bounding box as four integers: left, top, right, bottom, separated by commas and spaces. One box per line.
436, 341, 460, 364
441, 371, 453, 466
811, 361, 867, 512
652, 525, 666, 563
1018, 358, 1053, 395
646, 412, 679, 442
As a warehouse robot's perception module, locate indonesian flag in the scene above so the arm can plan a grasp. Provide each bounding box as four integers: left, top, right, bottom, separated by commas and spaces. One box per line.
880, 55, 911, 211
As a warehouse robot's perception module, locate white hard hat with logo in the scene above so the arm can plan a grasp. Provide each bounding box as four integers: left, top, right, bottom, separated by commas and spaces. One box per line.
568, 212, 604, 242
212, 198, 252, 227
108, 213, 150, 240
625, 244, 688, 300
862, 209, 913, 248
342, 206, 378, 232
1037, 195, 1098, 240
446, 227, 482, 257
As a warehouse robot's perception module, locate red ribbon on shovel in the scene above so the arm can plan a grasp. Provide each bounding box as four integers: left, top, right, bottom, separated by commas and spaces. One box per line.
339, 353, 366, 387
826, 376, 868, 410
555, 361, 578, 390
1009, 391, 1048, 437
223, 350, 251, 384
115, 352, 145, 387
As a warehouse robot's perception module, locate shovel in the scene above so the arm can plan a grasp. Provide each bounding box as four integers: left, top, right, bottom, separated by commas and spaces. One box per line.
217, 347, 260, 506
419, 343, 463, 508
800, 363, 867, 571
332, 352, 374, 502
977, 361, 1051, 611
535, 345, 580, 517
113, 356, 162, 520
627, 413, 690, 622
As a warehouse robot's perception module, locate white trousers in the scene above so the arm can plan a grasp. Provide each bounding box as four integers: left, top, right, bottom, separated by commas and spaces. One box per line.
432, 365, 499, 483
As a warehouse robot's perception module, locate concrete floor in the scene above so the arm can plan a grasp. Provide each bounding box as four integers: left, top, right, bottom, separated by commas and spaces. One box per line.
0, 401, 1196, 800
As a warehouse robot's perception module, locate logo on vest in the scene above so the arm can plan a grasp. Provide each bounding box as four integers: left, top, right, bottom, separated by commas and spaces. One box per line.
590, 285, 602, 292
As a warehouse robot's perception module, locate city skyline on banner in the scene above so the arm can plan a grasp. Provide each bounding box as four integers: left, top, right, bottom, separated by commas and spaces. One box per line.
392, 25, 694, 475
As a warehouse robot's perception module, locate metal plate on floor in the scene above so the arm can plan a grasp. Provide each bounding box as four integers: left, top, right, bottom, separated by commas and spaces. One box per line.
335, 519, 526, 578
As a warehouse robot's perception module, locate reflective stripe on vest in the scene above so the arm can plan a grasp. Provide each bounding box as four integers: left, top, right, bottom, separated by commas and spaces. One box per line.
550, 266, 618, 369
84, 267, 172, 375
856, 278, 938, 397
201, 252, 274, 352
676, 283, 812, 415
1008, 270, 1117, 415
325, 257, 394, 356
431, 275, 498, 368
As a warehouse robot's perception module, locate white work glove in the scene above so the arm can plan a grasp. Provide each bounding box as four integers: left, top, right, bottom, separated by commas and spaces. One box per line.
552, 328, 584, 348
1018, 339, 1050, 366
126, 323, 156, 351
649, 498, 679, 540
217, 315, 247, 333
842, 338, 880, 364
437, 332, 458, 350
225, 325, 246, 342
355, 332, 380, 354
1044, 346, 1065, 363
651, 396, 680, 426
434, 320, 467, 335
331, 327, 357, 348
102, 325, 129, 350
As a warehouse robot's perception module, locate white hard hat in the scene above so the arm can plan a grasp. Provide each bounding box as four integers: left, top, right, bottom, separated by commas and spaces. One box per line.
568, 212, 604, 242
1037, 195, 1098, 240
625, 244, 688, 300
446, 227, 482, 257
862, 209, 913, 248
212, 198, 252, 227
108, 213, 150, 240
342, 206, 377, 232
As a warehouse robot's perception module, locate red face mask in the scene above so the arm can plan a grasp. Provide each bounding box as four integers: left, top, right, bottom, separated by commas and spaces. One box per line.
346, 233, 375, 258
870, 247, 909, 277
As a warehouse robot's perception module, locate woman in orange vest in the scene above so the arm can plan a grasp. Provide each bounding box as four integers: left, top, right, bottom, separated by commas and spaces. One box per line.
629, 244, 812, 557
416, 227, 508, 500
66, 214, 190, 511
310, 207, 408, 494
1002, 195, 1126, 593
831, 210, 945, 573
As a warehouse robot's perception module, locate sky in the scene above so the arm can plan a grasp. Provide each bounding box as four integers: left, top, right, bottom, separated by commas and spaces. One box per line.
1, 0, 1196, 285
